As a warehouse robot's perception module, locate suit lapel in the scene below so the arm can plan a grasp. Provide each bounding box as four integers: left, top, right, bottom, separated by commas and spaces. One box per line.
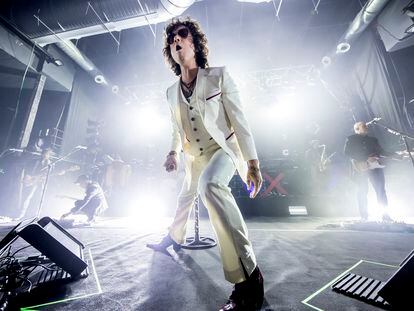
195, 68, 206, 119
172, 81, 184, 133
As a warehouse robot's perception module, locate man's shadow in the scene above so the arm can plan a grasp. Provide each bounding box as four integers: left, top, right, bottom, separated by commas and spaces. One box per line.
144, 247, 225, 310
145, 245, 273, 310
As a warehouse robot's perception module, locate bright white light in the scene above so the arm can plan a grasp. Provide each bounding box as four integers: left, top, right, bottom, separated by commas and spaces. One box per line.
127, 105, 168, 140
384, 195, 412, 223
367, 192, 408, 222
367, 196, 386, 221
127, 193, 170, 231
130, 194, 165, 218
256, 93, 305, 129
277, 94, 297, 119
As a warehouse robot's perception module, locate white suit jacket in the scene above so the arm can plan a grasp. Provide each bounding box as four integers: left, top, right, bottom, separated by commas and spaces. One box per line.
166, 66, 258, 184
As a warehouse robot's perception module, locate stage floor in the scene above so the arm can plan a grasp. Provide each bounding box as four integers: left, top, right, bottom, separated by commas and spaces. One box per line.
2, 216, 414, 311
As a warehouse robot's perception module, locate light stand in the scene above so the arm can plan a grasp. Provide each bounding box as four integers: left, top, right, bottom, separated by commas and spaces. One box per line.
181, 196, 217, 250
35, 146, 84, 219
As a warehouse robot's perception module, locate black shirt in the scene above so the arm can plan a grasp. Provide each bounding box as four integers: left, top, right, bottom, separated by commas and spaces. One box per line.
344, 134, 391, 161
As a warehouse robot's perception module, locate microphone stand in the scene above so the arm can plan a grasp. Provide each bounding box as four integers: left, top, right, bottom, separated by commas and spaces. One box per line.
35, 147, 83, 219
372, 120, 414, 169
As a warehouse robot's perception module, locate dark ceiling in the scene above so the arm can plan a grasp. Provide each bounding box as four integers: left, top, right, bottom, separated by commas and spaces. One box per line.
78, 0, 367, 85
0, 0, 367, 88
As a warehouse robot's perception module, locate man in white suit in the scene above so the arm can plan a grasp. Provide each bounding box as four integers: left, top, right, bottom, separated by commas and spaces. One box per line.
147, 17, 264, 310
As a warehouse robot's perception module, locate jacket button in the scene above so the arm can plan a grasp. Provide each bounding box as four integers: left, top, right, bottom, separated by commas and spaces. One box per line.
189, 106, 194, 110
200, 148, 203, 151
193, 128, 197, 131
191, 117, 195, 121
196, 139, 200, 142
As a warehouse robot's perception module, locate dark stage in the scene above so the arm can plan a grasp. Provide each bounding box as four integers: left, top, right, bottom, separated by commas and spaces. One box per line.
2, 216, 414, 311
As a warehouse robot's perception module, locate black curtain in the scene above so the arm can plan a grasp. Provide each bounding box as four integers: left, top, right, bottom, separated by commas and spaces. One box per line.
61, 71, 100, 157
351, 31, 405, 133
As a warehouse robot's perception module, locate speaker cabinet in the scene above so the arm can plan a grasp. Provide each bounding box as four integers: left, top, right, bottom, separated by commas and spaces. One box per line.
15, 217, 88, 276
378, 249, 414, 307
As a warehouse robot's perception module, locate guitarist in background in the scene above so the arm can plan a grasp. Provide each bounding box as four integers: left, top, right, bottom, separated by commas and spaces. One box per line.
344, 121, 394, 222
60, 174, 108, 224
17, 147, 54, 220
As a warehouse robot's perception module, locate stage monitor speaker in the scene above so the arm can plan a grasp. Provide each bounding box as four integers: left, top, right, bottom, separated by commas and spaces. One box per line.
14, 216, 88, 277
378, 249, 414, 308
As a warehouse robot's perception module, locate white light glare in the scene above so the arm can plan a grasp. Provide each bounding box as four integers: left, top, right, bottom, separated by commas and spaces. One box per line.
367, 193, 409, 223
127, 193, 170, 231
128, 106, 168, 139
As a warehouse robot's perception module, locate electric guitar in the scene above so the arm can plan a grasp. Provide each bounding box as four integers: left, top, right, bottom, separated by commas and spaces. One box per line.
22, 165, 80, 187
55, 194, 81, 201
351, 157, 385, 173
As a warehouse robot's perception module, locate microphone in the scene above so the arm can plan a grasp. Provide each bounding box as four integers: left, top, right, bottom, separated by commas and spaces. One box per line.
75, 145, 88, 150
366, 117, 381, 126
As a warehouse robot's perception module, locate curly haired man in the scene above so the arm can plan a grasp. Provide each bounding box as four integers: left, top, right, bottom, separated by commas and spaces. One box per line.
147, 17, 264, 310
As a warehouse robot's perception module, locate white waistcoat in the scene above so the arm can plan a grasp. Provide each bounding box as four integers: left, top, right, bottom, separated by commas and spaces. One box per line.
166, 66, 258, 185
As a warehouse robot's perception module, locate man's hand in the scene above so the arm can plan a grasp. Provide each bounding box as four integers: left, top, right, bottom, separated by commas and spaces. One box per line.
246, 159, 263, 198
163, 152, 178, 172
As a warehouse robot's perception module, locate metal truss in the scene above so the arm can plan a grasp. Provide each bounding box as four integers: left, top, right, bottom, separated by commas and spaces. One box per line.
271, 0, 324, 20
123, 64, 319, 105
239, 64, 318, 91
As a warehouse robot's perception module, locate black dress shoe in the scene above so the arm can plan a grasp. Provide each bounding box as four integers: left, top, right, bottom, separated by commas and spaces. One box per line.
219, 266, 264, 311
146, 234, 182, 255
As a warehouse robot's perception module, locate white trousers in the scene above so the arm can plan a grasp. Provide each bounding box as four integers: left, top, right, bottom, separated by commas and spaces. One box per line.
169, 148, 257, 283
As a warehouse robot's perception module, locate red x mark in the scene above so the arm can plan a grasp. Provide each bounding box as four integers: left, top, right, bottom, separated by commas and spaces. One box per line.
260, 172, 288, 197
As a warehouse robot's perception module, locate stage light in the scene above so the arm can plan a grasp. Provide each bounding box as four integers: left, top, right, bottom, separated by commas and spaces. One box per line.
289, 206, 308, 216
94, 74, 107, 84
112, 85, 119, 94
321, 56, 331, 67
53, 58, 64, 66
336, 42, 351, 54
